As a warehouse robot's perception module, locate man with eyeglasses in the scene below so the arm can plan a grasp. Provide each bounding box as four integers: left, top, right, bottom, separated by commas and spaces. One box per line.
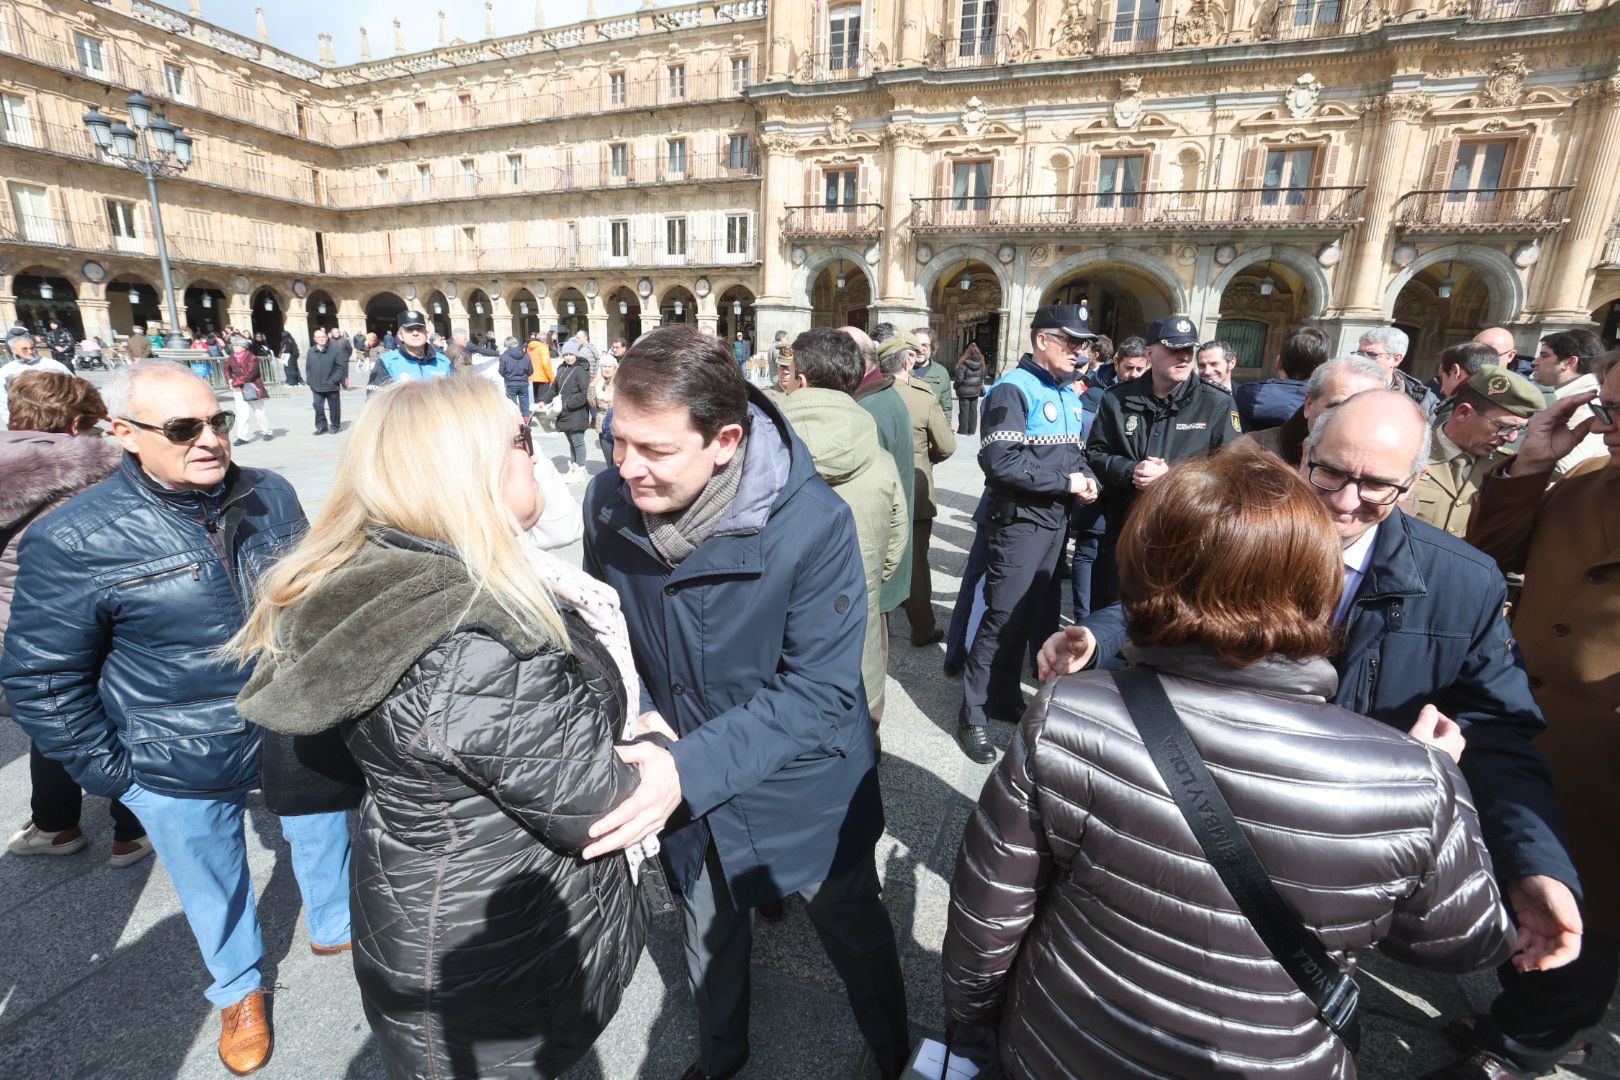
376, 309, 452, 384
1411, 364, 1543, 538
1355, 325, 1439, 415
1051, 390, 1584, 1080
0, 361, 352, 1077
1, 326, 71, 426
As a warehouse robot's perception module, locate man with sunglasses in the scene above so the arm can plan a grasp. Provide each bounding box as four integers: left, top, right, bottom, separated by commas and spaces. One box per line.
376, 309, 452, 384
1410, 364, 1543, 538
0, 361, 352, 1077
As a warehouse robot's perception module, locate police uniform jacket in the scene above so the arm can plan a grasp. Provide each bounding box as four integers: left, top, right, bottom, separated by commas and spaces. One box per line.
976, 356, 1093, 530
1087, 372, 1239, 517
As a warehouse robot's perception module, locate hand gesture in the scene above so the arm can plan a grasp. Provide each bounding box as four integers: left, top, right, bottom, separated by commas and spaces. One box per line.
1069, 472, 1099, 503
1511, 390, 1600, 477
1507, 874, 1583, 972
582, 742, 682, 860
1036, 625, 1096, 682
1407, 703, 1465, 764
1132, 456, 1169, 490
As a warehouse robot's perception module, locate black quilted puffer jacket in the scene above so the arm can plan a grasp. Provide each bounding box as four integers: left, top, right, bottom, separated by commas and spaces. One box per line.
943, 643, 1515, 1080
238, 532, 647, 1079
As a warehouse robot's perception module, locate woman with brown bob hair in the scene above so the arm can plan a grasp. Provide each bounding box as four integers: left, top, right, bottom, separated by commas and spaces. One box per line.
943, 447, 1515, 1079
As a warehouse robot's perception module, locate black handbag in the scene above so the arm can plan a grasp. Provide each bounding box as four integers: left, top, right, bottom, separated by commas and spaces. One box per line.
260, 727, 366, 816
1115, 665, 1361, 1053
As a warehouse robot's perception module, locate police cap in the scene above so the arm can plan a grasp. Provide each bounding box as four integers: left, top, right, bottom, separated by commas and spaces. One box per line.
398, 310, 428, 330
1030, 305, 1096, 341
1146, 316, 1200, 350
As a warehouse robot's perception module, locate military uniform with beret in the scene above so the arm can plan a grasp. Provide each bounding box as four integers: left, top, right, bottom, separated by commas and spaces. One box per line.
1412, 364, 1544, 538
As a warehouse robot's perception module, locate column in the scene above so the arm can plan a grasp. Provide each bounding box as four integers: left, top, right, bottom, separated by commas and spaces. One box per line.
586, 295, 608, 346
0, 278, 17, 331
532, 289, 557, 336
871, 120, 930, 329
227, 293, 254, 338
1535, 75, 1620, 320
79, 297, 114, 345
696, 292, 719, 337
284, 295, 310, 355
1338, 92, 1429, 325
337, 296, 366, 339
447, 294, 470, 338
754, 131, 809, 348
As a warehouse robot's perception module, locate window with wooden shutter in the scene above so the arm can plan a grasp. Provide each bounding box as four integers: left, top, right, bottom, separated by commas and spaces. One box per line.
951, 160, 994, 211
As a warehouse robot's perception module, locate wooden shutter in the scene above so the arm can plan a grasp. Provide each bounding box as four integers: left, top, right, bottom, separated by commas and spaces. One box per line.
1316, 141, 1340, 216
1238, 144, 1263, 215
1507, 132, 1544, 188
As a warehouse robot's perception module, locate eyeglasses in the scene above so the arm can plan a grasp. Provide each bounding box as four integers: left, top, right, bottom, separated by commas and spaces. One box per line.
1352, 348, 1387, 361
1305, 460, 1411, 506
514, 423, 533, 456
1591, 401, 1618, 427
120, 411, 235, 444
1486, 418, 1529, 439
400, 326, 427, 334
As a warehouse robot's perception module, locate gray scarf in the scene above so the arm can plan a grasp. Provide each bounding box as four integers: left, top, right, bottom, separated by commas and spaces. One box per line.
642, 437, 748, 565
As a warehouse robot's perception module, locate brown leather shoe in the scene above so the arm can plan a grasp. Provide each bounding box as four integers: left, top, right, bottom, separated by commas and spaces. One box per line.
218, 990, 273, 1076
310, 941, 352, 956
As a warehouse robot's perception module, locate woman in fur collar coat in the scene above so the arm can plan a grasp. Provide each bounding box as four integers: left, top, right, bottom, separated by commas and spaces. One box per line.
1, 371, 151, 866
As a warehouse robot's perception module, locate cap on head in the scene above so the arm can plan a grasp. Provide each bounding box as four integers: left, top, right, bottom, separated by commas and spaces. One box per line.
1031, 305, 1096, 341
6, 325, 33, 342
1466, 363, 1545, 418
877, 331, 923, 361
1146, 316, 1200, 350
398, 310, 428, 330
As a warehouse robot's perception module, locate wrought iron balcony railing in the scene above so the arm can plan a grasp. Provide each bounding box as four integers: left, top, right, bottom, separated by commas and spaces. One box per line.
1395, 187, 1574, 232
794, 48, 874, 82
929, 33, 1012, 68
1269, 2, 1346, 41
0, 207, 315, 271
909, 188, 1366, 233
1095, 17, 1175, 56
323, 238, 759, 278
781, 204, 885, 239
1471, 0, 1582, 18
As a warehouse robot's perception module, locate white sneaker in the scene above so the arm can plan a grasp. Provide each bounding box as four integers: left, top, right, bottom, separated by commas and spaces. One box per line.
7, 822, 90, 856
108, 835, 155, 869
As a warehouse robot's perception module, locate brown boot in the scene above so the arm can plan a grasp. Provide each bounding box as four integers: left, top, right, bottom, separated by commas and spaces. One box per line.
218, 990, 273, 1076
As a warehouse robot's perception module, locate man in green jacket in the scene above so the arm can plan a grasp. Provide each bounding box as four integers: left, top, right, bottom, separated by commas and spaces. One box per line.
911, 327, 955, 425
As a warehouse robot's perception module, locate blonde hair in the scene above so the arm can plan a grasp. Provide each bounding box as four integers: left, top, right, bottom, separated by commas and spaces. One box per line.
229, 376, 566, 664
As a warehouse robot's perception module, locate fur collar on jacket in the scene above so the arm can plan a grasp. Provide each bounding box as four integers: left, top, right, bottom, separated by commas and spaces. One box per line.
0, 431, 123, 530
237, 533, 550, 737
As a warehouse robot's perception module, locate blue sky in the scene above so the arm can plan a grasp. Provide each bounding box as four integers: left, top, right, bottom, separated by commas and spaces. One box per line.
198, 0, 645, 65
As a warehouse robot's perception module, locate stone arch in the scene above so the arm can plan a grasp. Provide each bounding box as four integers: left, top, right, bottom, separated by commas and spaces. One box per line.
1209, 244, 1331, 318
1383, 243, 1525, 326
1036, 247, 1189, 315
791, 246, 877, 301
912, 244, 1013, 311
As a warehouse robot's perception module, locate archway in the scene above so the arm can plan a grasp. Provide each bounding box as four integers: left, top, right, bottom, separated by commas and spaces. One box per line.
1214, 262, 1315, 381
304, 290, 338, 334
365, 291, 407, 338
510, 289, 539, 340
12, 270, 83, 339
1595, 298, 1620, 348
251, 287, 284, 344
183, 284, 227, 335
809, 259, 872, 330
718, 285, 756, 347
466, 288, 494, 342
660, 285, 697, 328
107, 277, 161, 337
554, 288, 588, 337
1382, 244, 1524, 330
1039, 262, 1178, 345
424, 290, 451, 338
607, 286, 642, 345
928, 260, 1002, 373
1390, 262, 1492, 377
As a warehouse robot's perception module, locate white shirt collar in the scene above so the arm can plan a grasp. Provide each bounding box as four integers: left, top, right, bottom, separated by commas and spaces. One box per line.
1342, 521, 1380, 576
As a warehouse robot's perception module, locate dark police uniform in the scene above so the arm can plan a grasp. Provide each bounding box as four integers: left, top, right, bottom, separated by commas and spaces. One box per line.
1085, 317, 1240, 608
959, 306, 1098, 757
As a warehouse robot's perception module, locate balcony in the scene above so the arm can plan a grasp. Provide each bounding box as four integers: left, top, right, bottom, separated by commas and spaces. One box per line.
781, 204, 884, 240
1600, 225, 1620, 269
1471, 0, 1582, 18
929, 34, 1012, 69
323, 238, 759, 278
909, 188, 1366, 234
0, 207, 315, 272
1095, 17, 1174, 56
1395, 187, 1573, 233
1268, 2, 1346, 41
795, 48, 874, 82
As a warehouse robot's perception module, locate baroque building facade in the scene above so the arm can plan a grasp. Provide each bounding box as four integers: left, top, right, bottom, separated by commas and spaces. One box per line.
2, 0, 1619, 380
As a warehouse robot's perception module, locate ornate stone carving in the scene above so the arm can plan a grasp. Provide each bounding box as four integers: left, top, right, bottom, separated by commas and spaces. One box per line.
1050, 0, 1094, 58
962, 96, 987, 138
1007, 27, 1029, 61
827, 105, 853, 144
883, 121, 927, 147
1113, 75, 1144, 129
759, 132, 803, 154
1366, 91, 1430, 123
1481, 53, 1529, 109
1285, 73, 1321, 119
1172, 1, 1221, 47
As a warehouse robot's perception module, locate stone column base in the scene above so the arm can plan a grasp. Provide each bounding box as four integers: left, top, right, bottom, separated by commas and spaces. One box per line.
753, 300, 812, 353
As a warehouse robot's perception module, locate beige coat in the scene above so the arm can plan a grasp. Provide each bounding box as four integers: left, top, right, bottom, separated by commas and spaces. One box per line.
1468, 456, 1619, 934
1411, 429, 1503, 539
896, 377, 956, 518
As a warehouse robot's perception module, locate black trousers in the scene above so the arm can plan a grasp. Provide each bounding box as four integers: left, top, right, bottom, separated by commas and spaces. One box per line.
681, 842, 909, 1075
956, 396, 980, 435
1484, 927, 1619, 1071
29, 743, 144, 842
312, 389, 341, 432
960, 517, 1066, 727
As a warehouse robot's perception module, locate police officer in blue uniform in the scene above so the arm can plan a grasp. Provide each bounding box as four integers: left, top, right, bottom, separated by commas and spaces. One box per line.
957, 304, 1100, 762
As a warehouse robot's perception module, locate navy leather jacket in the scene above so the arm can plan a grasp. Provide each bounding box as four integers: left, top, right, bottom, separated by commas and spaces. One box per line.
0, 456, 306, 798
1078, 510, 1579, 895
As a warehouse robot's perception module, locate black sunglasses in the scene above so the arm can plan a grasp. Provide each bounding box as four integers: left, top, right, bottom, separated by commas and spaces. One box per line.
514, 423, 534, 456
122, 411, 235, 444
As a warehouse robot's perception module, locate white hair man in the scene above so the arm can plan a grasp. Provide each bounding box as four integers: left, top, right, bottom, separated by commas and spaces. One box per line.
1234, 354, 1388, 466
1356, 326, 1439, 414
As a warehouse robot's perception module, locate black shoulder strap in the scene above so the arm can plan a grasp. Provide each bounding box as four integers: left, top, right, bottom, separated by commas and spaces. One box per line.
1114, 664, 1360, 1052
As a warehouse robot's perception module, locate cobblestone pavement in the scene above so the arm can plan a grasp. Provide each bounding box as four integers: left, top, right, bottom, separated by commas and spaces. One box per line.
0, 379, 1614, 1078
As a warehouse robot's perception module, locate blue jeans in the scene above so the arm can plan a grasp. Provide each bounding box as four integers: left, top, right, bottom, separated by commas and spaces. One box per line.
117, 783, 352, 1008
505, 383, 530, 419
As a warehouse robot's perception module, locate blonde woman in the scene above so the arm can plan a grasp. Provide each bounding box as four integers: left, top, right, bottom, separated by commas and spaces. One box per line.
229, 376, 650, 1079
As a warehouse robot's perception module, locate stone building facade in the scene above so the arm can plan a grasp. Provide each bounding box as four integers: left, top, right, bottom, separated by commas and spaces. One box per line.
2, 0, 1619, 379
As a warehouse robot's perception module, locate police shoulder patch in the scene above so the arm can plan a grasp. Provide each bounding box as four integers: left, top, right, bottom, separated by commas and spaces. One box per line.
1231, 410, 1242, 433
1042, 401, 1059, 422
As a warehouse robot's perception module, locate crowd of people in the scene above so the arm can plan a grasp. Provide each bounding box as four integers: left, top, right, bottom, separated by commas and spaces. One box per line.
0, 303, 1613, 1080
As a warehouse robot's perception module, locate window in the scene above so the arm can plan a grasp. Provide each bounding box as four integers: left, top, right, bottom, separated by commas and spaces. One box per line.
186, 209, 212, 245
1292, 0, 1342, 24
461, 158, 477, 190
507, 154, 524, 186
610, 143, 629, 179
668, 65, 687, 99
1098, 153, 1144, 209
1112, 0, 1161, 41
0, 93, 33, 147
460, 226, 477, 250
376, 167, 391, 197
418, 163, 432, 194
726, 213, 750, 255
829, 6, 862, 70
245, 151, 268, 189
1447, 141, 1511, 202
728, 134, 752, 171
959, 0, 999, 55
74, 34, 104, 76
253, 221, 276, 254
164, 63, 186, 99
457, 93, 474, 124
667, 139, 687, 176
106, 199, 138, 251
315, 231, 326, 275
609, 71, 627, 106
10, 183, 54, 243
294, 102, 308, 137
730, 56, 752, 92
611, 219, 630, 258
309, 167, 324, 205
666, 216, 688, 256
372, 107, 384, 133
952, 160, 994, 211
824, 168, 858, 209
1261, 147, 1315, 206
414, 100, 428, 129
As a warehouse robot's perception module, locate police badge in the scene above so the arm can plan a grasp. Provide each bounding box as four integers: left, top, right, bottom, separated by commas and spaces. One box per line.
1230, 410, 1242, 433
1125, 414, 1139, 435
1043, 401, 1059, 422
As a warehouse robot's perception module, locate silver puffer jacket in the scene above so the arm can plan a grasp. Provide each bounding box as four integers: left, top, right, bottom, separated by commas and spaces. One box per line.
943, 643, 1515, 1079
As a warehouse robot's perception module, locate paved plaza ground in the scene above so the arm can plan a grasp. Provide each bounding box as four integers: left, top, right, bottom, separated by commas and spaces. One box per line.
0, 378, 1615, 1079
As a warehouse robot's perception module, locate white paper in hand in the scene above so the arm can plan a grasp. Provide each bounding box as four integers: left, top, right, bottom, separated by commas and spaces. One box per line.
902, 1038, 982, 1080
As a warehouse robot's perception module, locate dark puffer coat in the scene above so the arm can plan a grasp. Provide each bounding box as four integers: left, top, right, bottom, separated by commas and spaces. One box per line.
953, 350, 987, 398
944, 644, 1514, 1079
553, 360, 592, 434
237, 534, 647, 1079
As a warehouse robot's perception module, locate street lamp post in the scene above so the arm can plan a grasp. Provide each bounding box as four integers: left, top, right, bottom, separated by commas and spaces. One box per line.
83, 93, 194, 341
